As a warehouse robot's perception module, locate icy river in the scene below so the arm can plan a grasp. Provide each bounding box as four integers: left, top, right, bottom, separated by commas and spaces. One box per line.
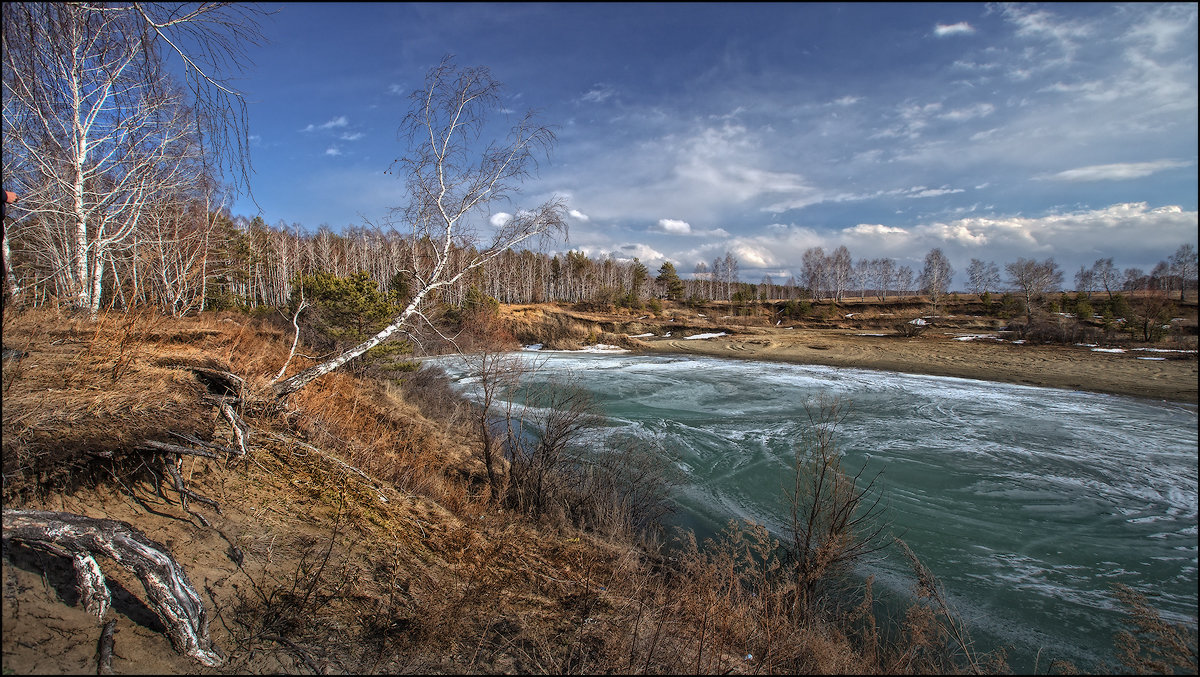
433, 349, 1198, 672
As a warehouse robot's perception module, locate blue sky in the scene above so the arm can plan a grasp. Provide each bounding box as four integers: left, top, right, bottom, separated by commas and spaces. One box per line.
232, 2, 1198, 286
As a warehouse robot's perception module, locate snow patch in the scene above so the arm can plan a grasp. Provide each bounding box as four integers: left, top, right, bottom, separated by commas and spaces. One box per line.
685, 332, 728, 340
1132, 348, 1197, 354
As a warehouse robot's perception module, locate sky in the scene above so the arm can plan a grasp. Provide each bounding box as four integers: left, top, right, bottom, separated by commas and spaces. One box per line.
230, 2, 1198, 288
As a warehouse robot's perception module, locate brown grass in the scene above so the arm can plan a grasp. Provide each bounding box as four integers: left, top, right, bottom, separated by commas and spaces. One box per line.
5, 305, 1186, 675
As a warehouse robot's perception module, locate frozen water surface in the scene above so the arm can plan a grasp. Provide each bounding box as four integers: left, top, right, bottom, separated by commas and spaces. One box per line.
431, 352, 1198, 672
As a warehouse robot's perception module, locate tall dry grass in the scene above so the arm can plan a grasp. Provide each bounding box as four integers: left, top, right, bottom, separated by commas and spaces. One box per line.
5, 305, 1186, 675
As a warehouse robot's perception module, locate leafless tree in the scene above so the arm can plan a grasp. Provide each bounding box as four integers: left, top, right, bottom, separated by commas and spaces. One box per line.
966, 258, 1000, 298
919, 248, 954, 310
894, 265, 914, 298
504, 376, 599, 522
1124, 267, 1147, 293
1091, 257, 1120, 300
461, 335, 530, 503
873, 257, 895, 301
1169, 244, 1197, 301
853, 258, 871, 300
784, 397, 886, 615
801, 247, 827, 301
2, 2, 264, 312
829, 245, 853, 302
1005, 257, 1063, 322
273, 58, 567, 397
1074, 265, 1095, 299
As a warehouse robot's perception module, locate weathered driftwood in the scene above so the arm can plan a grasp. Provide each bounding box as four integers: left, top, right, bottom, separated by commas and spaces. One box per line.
2, 509, 223, 667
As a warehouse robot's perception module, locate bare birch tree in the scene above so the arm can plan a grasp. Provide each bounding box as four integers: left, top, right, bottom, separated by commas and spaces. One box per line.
829, 245, 852, 302
1, 2, 264, 311
1005, 257, 1063, 322
801, 247, 827, 301
919, 248, 954, 310
1092, 257, 1120, 300
966, 258, 1000, 298
273, 58, 567, 397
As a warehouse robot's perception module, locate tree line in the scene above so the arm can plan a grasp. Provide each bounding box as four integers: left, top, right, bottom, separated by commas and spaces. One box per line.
3, 2, 1196, 333
5, 194, 1197, 316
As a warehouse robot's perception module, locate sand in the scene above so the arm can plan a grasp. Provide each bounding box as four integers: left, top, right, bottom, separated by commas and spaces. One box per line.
632, 327, 1198, 404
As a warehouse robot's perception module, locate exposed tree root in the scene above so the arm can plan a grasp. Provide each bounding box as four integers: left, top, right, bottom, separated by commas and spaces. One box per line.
2, 509, 224, 667
96, 618, 117, 675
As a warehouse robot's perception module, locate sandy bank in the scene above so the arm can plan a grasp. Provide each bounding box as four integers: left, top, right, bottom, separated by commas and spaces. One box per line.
633, 328, 1198, 404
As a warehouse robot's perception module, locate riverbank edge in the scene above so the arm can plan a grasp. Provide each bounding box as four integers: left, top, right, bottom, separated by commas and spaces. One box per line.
628, 333, 1199, 404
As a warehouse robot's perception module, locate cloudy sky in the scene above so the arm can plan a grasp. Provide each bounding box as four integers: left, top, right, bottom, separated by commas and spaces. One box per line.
233, 3, 1197, 287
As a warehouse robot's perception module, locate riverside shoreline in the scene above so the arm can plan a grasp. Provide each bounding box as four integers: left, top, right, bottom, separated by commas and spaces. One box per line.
631, 327, 1199, 404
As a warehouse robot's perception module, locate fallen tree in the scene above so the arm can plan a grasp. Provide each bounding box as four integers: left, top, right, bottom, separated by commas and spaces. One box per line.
271, 57, 567, 398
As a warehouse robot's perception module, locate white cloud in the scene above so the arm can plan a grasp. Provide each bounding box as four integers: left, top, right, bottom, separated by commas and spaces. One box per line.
639, 203, 1196, 287
580, 84, 615, 104
617, 243, 667, 262
324, 146, 342, 156
831, 95, 861, 106
934, 22, 975, 37
842, 224, 909, 237
560, 121, 830, 222
730, 244, 772, 268
387, 83, 406, 96
568, 209, 590, 222
940, 103, 995, 121
1126, 4, 1198, 53
303, 116, 350, 133
490, 212, 513, 227
656, 218, 693, 235
907, 186, 966, 199
1039, 160, 1191, 182
340, 132, 364, 142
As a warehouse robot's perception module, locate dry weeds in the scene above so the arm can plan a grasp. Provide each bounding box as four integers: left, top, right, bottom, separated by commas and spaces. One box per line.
4, 305, 1186, 674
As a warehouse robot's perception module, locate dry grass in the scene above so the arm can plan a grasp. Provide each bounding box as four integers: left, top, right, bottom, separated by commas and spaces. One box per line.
6, 304, 1185, 675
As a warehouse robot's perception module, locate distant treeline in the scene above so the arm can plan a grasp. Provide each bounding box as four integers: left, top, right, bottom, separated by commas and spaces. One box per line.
3, 205, 1196, 315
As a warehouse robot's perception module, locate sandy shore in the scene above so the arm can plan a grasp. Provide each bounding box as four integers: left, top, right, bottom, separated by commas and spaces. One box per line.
633, 327, 1198, 404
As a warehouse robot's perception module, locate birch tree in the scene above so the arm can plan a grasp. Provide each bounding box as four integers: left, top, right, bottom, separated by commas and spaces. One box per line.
919, 247, 954, 309
828, 245, 852, 302
2, 2, 263, 311
1005, 257, 1063, 322
1169, 244, 1197, 301
966, 258, 1000, 297
1092, 257, 1120, 300
273, 58, 567, 397
801, 247, 827, 301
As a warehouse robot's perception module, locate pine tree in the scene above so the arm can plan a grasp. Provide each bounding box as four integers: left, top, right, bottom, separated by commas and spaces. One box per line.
657, 261, 685, 300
